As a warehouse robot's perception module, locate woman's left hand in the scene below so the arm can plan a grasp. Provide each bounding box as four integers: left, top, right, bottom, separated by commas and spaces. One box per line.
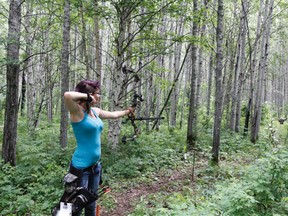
127, 107, 135, 115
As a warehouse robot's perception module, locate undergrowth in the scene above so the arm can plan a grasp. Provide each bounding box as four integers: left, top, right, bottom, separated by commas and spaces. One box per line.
0, 117, 287, 215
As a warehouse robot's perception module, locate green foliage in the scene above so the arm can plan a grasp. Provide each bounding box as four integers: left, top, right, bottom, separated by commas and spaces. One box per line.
0, 119, 72, 215
102, 126, 186, 179
130, 145, 288, 216
1, 108, 288, 215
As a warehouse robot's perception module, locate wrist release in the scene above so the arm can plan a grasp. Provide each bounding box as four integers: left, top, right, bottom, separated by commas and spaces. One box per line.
86, 93, 93, 103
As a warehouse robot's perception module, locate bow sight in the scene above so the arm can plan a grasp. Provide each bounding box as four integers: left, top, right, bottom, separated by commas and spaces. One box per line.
131, 93, 144, 108
122, 93, 164, 144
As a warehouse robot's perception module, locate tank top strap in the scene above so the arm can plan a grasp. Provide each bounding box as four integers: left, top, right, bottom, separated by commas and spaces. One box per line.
91, 109, 99, 118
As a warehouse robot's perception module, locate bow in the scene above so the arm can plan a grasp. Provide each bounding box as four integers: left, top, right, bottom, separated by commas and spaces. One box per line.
122, 93, 164, 143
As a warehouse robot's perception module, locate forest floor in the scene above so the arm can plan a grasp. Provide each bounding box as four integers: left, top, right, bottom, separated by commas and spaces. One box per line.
100, 162, 201, 216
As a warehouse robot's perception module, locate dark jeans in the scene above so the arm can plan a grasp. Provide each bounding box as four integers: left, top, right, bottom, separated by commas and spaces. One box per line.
73, 163, 102, 216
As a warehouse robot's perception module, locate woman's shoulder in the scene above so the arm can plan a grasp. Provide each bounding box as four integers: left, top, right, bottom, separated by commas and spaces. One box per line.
91, 107, 101, 116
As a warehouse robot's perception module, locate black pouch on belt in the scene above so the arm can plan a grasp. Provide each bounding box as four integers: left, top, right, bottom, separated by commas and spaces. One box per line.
69, 164, 83, 180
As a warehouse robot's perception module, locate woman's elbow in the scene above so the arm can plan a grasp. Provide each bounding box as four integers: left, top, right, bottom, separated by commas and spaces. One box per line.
64, 91, 72, 99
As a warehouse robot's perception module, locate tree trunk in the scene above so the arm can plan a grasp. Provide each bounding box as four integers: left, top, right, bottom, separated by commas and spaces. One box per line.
244, 0, 263, 135
251, 0, 274, 143
170, 19, 184, 127
187, 0, 198, 150
94, 0, 102, 80
2, 0, 21, 166
211, 0, 224, 165
45, 31, 53, 122
107, 7, 130, 149
235, 0, 248, 132
229, 26, 241, 131
23, 2, 36, 134
60, 0, 71, 148
80, 1, 90, 79
223, 32, 236, 129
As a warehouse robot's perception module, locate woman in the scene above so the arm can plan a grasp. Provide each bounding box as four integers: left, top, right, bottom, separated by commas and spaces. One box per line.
63, 79, 134, 215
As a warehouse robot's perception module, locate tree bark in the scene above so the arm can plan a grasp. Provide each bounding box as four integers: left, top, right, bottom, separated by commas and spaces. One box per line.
170, 19, 184, 127
211, 0, 224, 165
244, 0, 263, 135
107, 5, 130, 149
251, 0, 274, 143
187, 0, 198, 150
94, 0, 102, 80
229, 18, 242, 131
80, 1, 90, 79
2, 0, 21, 166
235, 0, 248, 132
60, 0, 71, 148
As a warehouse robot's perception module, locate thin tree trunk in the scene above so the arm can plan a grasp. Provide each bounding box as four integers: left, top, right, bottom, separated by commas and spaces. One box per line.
206, 50, 213, 117
235, 0, 248, 132
71, 25, 79, 90
45, 31, 53, 122
170, 19, 184, 127
80, 1, 90, 79
211, 0, 224, 165
244, 0, 263, 135
229, 28, 241, 131
187, 0, 198, 150
2, 0, 21, 166
23, 2, 36, 134
223, 33, 236, 129
59, 0, 71, 148
94, 0, 102, 80
251, 0, 274, 143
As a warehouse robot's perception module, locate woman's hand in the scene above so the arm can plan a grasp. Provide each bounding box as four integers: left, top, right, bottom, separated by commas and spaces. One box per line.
127, 107, 135, 115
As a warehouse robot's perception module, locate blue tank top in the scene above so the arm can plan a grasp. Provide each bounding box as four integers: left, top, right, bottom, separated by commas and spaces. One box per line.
71, 110, 103, 169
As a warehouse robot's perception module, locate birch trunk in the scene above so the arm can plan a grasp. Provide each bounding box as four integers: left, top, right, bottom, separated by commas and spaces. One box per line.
244, 0, 263, 135
170, 19, 184, 127
94, 0, 102, 80
251, 0, 274, 143
229, 26, 241, 131
45, 31, 53, 122
187, 0, 198, 149
80, 1, 90, 78
23, 2, 36, 133
107, 7, 130, 149
235, 0, 248, 132
211, 0, 224, 165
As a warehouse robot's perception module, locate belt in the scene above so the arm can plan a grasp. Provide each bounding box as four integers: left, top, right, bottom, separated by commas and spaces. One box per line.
83, 161, 100, 173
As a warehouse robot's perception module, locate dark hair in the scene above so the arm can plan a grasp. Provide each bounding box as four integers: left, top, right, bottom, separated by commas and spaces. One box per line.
75, 79, 100, 93
75, 80, 100, 113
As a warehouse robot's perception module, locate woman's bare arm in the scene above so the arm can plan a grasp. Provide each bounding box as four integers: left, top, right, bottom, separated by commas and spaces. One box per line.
93, 107, 132, 119
63, 91, 90, 121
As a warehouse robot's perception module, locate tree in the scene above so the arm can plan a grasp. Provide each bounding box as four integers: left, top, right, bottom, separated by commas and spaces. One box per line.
170, 17, 184, 127
60, 0, 71, 148
251, 0, 274, 143
107, 0, 175, 149
23, 1, 36, 133
187, 0, 199, 150
93, 0, 102, 80
79, 1, 90, 79
2, 0, 22, 166
229, 0, 248, 132
211, 0, 224, 165
244, 0, 263, 135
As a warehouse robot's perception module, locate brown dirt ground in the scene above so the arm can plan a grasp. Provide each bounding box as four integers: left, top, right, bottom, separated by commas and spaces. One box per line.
100, 165, 195, 216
